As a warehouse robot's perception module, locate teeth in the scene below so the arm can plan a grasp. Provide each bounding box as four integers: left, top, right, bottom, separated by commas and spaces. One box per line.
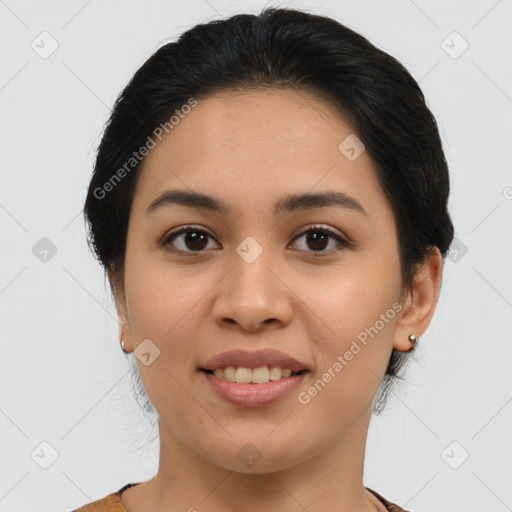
235, 367, 252, 384
252, 366, 269, 383
211, 366, 299, 384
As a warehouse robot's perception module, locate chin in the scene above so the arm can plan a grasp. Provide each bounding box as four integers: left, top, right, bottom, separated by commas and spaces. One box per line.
198, 438, 309, 475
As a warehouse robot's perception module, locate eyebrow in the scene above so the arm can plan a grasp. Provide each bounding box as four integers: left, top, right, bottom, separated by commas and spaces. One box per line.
145, 189, 368, 218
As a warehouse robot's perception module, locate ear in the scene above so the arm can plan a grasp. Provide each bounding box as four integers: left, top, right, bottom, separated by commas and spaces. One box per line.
107, 266, 134, 352
393, 246, 443, 352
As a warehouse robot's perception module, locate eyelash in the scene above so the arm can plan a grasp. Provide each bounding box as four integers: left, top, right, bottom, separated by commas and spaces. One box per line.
160, 224, 351, 257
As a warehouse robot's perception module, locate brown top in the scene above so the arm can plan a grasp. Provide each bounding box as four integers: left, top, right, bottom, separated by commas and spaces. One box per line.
72, 483, 410, 511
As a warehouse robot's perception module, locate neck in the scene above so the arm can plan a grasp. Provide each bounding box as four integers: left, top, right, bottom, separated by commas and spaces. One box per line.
127, 408, 382, 512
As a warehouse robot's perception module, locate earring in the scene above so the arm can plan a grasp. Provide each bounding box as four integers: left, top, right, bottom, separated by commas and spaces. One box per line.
408, 333, 418, 348
120, 339, 129, 354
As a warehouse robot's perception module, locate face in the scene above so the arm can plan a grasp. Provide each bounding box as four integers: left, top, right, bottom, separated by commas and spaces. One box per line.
113, 88, 412, 473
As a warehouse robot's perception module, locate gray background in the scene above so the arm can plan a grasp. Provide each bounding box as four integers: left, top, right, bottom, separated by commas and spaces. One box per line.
1, 0, 511, 511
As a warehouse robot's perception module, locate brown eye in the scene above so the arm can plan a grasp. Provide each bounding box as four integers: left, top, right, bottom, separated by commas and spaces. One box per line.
161, 224, 350, 256
161, 227, 218, 253
304, 231, 329, 251
290, 225, 350, 254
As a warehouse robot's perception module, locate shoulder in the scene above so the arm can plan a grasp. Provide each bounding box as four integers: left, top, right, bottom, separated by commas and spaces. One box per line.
71, 483, 134, 512
71, 492, 125, 512
366, 487, 412, 512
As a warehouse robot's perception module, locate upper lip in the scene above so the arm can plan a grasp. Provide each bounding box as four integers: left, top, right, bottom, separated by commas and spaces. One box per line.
201, 349, 310, 372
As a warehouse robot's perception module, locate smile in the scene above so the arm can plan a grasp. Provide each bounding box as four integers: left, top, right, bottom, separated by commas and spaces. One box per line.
202, 365, 306, 384
200, 368, 309, 407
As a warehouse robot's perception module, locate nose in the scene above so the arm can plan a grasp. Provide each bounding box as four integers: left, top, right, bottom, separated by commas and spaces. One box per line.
211, 251, 294, 333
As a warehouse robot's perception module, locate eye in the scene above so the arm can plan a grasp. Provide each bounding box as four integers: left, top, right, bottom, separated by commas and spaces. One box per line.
289, 225, 350, 255
161, 226, 219, 253
161, 224, 350, 255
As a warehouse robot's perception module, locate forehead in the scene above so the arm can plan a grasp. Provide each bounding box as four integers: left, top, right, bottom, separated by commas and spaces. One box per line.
131, 88, 388, 221
151, 88, 356, 161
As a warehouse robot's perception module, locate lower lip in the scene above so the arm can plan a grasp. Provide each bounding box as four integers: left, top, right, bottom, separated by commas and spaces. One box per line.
201, 371, 308, 408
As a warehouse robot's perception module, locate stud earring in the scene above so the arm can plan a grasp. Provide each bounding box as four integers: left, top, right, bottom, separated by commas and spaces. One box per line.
408, 333, 418, 348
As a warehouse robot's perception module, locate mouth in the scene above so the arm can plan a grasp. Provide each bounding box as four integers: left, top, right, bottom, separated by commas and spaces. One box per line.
200, 367, 309, 408
198, 349, 311, 406
200, 366, 309, 384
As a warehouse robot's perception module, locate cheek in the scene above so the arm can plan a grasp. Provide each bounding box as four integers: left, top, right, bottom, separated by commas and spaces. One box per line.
311, 256, 400, 378
125, 255, 204, 340
300, 286, 398, 425
319, 266, 399, 334
125, 268, 207, 418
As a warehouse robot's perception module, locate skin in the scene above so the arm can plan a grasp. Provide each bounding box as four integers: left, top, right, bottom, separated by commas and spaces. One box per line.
109, 88, 442, 512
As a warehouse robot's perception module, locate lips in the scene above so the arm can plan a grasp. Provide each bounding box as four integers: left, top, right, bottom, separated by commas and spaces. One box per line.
200, 349, 310, 373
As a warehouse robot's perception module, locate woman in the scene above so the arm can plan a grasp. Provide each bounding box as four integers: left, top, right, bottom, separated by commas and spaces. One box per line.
75, 6, 454, 511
